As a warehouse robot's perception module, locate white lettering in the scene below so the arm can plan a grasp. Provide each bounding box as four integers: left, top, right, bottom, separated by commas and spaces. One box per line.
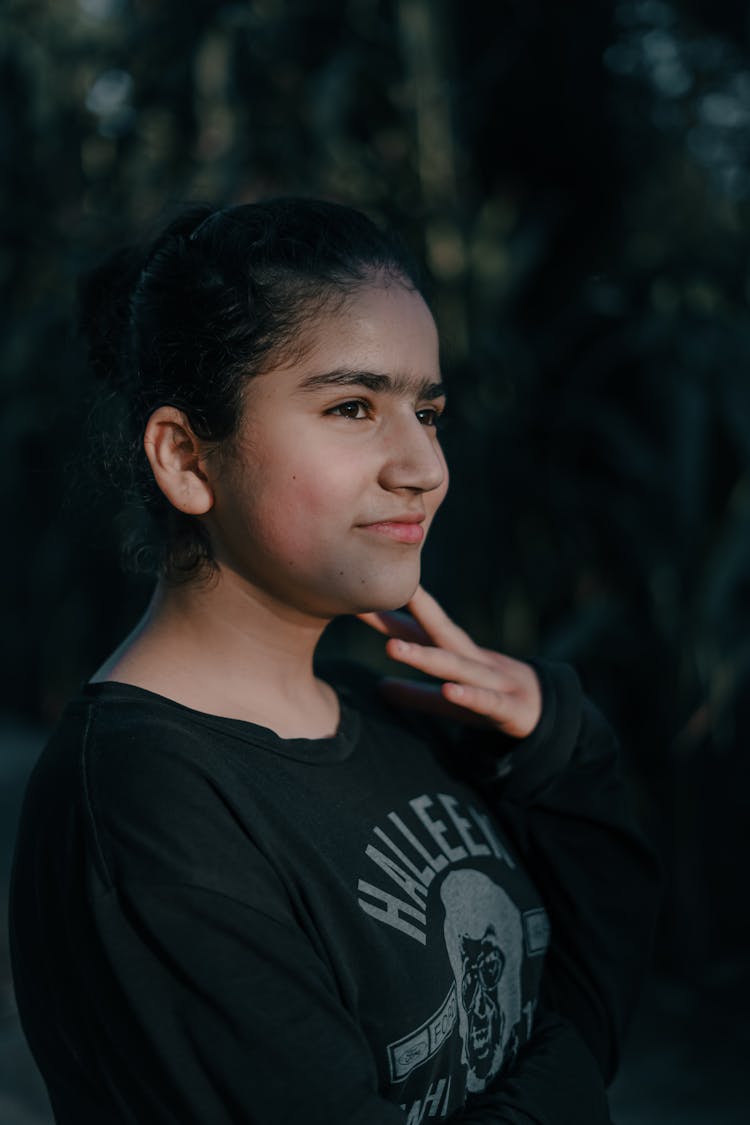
441, 1076, 451, 1115
437, 794, 490, 857
469, 807, 516, 867
374, 826, 434, 888
387, 985, 457, 1083
402, 1102, 422, 1125
389, 811, 448, 873
401, 1076, 452, 1123
422, 1078, 447, 1118
365, 845, 429, 907
357, 880, 426, 945
410, 796, 468, 863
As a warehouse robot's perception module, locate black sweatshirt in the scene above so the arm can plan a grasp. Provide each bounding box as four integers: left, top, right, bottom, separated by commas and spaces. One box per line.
9, 659, 660, 1124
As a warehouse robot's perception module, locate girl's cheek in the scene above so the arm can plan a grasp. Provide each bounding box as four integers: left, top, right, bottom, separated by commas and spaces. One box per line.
288, 475, 344, 513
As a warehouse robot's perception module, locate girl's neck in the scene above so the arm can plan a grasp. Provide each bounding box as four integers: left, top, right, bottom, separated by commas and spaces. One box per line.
89, 571, 340, 739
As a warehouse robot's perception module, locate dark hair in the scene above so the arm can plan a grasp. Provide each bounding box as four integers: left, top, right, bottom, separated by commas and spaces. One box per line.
78, 197, 423, 582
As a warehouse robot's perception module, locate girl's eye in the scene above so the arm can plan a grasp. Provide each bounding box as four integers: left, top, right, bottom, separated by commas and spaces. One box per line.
329, 400, 369, 420
327, 400, 445, 427
416, 407, 444, 428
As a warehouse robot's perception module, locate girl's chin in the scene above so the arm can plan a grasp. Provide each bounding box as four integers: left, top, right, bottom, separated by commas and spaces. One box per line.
223, 557, 422, 619
345, 578, 421, 616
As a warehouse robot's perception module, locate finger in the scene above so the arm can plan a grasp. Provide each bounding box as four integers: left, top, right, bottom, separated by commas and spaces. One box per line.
356, 610, 432, 645
405, 586, 479, 658
386, 637, 510, 693
379, 678, 494, 727
442, 682, 537, 739
476, 647, 529, 677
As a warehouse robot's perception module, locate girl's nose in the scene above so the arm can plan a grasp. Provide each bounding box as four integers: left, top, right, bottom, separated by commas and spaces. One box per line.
377, 412, 447, 494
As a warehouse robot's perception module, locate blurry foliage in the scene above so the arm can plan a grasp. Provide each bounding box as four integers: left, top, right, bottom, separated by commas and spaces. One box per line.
2, 0, 750, 973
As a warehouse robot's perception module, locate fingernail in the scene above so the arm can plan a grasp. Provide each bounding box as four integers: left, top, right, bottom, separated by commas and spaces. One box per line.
393, 640, 409, 653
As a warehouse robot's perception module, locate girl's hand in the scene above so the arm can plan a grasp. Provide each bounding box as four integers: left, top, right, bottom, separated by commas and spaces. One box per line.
357, 585, 542, 740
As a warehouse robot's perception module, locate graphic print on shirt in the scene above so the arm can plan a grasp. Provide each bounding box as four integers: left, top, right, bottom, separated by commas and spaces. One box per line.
357, 792, 518, 947
441, 869, 522, 1091
356, 792, 549, 1105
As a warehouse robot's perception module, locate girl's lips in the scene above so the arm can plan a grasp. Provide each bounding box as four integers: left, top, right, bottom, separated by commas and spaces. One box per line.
359, 521, 425, 544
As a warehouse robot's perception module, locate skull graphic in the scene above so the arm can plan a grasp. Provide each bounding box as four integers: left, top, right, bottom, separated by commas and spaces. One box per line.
459, 926, 505, 1078
440, 869, 523, 1092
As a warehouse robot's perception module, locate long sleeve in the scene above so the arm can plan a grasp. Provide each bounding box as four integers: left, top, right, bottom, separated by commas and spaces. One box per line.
88, 880, 413, 1124
459, 1008, 612, 1124
465, 659, 662, 1084
11, 678, 641, 1125
87, 882, 611, 1125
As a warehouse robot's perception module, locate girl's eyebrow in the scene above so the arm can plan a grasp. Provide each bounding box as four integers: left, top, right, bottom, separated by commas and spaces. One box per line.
296, 368, 446, 400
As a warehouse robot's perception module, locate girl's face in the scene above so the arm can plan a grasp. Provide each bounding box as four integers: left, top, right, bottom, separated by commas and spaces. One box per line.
205, 281, 449, 618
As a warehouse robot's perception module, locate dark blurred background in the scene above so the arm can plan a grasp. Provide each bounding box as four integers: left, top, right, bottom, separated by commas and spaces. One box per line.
2, 0, 749, 1121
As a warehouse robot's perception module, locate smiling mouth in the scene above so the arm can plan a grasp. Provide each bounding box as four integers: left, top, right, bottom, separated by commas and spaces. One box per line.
358, 521, 425, 544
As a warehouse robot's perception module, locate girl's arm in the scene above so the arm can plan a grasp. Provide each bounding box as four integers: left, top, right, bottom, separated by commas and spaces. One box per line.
359, 589, 662, 1082
469, 658, 662, 1082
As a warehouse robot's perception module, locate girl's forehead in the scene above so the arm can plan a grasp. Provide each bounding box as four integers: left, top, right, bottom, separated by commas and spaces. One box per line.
245, 283, 440, 403
298, 284, 439, 370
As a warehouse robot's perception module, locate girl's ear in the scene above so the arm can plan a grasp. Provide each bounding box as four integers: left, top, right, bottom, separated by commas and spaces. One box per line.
143, 406, 215, 515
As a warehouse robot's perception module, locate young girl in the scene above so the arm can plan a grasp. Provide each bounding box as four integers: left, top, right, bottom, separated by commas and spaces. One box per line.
10, 199, 659, 1124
